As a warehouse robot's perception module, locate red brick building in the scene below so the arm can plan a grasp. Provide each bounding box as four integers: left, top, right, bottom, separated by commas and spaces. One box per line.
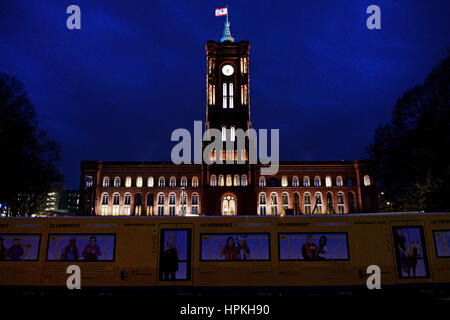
80, 24, 377, 216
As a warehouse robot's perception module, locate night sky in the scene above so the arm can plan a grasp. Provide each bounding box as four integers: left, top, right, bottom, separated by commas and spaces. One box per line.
0, 1, 448, 189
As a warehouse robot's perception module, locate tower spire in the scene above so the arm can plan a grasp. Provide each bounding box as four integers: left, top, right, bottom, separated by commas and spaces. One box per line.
220, 6, 234, 42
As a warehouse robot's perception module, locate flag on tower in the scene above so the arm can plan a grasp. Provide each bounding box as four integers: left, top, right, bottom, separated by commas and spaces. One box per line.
215, 7, 228, 17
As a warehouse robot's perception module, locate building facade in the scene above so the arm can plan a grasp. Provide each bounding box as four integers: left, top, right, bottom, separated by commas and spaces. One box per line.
80, 24, 377, 216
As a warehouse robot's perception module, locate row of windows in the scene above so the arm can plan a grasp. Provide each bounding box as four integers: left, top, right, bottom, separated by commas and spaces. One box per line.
100, 192, 199, 216
258, 191, 355, 215
92, 176, 200, 188
208, 83, 249, 107
258, 175, 371, 188
210, 174, 248, 187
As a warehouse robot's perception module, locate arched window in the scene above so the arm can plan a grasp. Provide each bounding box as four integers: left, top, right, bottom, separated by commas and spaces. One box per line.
218, 175, 224, 186
180, 192, 187, 215
134, 193, 142, 216
325, 176, 332, 187
304, 193, 311, 215
336, 176, 343, 187
85, 176, 93, 187
226, 175, 232, 187
292, 176, 299, 187
222, 194, 236, 216
192, 193, 199, 215
303, 176, 310, 187
364, 175, 371, 186
241, 175, 247, 186
170, 177, 176, 187
112, 193, 120, 216
125, 177, 132, 188
181, 177, 187, 187
159, 177, 165, 187
314, 176, 321, 187
101, 193, 109, 215
114, 177, 121, 188
313, 193, 323, 214
259, 193, 267, 216
337, 192, 345, 214
233, 174, 240, 186
347, 177, 353, 187
192, 177, 199, 188
281, 176, 288, 187
348, 192, 356, 213
259, 177, 266, 187
282, 192, 289, 215
210, 175, 217, 186
146, 193, 154, 216
124, 193, 131, 215
157, 193, 165, 216
136, 177, 143, 188
147, 176, 154, 187
103, 177, 109, 187
326, 192, 334, 214
169, 193, 176, 216
270, 193, 278, 215
293, 193, 300, 215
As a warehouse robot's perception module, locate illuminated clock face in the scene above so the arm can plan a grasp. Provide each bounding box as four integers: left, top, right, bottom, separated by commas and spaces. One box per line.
222, 64, 234, 76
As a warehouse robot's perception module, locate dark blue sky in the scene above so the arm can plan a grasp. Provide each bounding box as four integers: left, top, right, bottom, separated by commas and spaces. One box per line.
0, 1, 449, 188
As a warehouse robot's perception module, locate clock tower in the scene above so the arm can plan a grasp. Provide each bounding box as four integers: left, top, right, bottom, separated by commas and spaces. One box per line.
201, 21, 257, 215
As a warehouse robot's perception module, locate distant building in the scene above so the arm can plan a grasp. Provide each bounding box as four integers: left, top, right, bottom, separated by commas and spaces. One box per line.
45, 192, 59, 213
57, 190, 80, 215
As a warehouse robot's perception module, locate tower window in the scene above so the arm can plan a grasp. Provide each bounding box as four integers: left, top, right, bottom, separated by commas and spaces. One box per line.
231, 126, 235, 142
222, 126, 226, 141
223, 83, 233, 109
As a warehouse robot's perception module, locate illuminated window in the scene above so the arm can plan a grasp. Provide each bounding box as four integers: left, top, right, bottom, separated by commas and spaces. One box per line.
231, 126, 235, 141
103, 177, 109, 187
192, 193, 199, 214
147, 176, 154, 187
222, 126, 226, 141
218, 175, 224, 186
241, 84, 248, 105
259, 193, 267, 215
293, 193, 300, 215
226, 174, 232, 186
314, 193, 323, 214
136, 176, 143, 188
229, 83, 234, 108
159, 177, 165, 187
210, 175, 217, 186
112, 193, 120, 216
233, 174, 240, 186
270, 193, 278, 215
326, 192, 334, 214
336, 176, 343, 187
192, 177, 199, 188
292, 176, 299, 187
259, 177, 266, 187
241, 175, 247, 186
222, 194, 236, 216
223, 83, 233, 109
303, 176, 310, 187
125, 177, 132, 188
325, 176, 332, 187
169, 193, 176, 216
101, 193, 109, 215
180, 192, 187, 215
181, 177, 187, 187
208, 84, 216, 105
281, 176, 288, 187
337, 192, 345, 214
146, 193, 154, 215
282, 192, 289, 215
364, 175, 371, 186
304, 193, 311, 215
85, 176, 93, 187
157, 193, 165, 216
124, 193, 131, 215
314, 176, 321, 187
134, 193, 142, 216
114, 177, 121, 187
170, 177, 176, 187
223, 83, 227, 108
